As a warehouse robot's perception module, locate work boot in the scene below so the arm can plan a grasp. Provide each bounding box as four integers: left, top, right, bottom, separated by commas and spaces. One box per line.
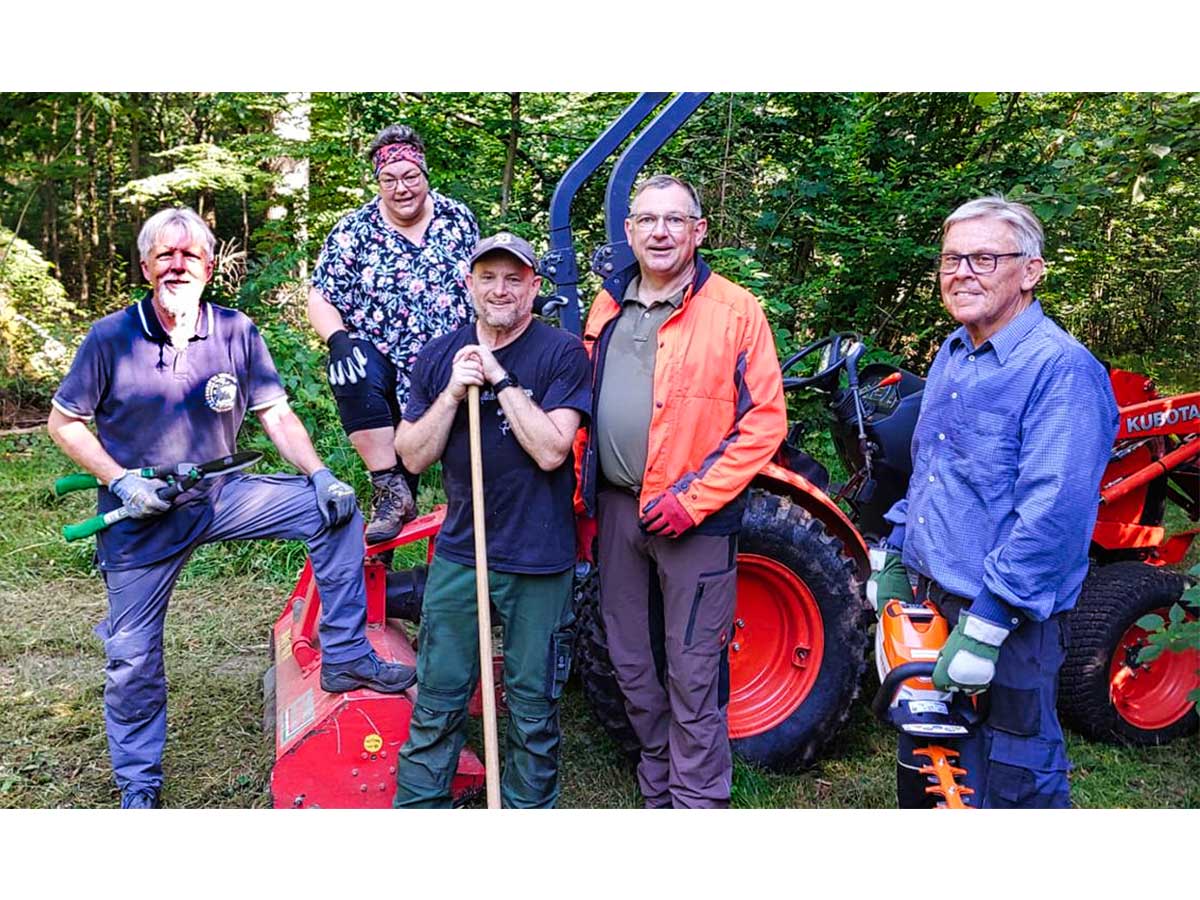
120, 788, 161, 809
321, 652, 417, 694
365, 470, 416, 545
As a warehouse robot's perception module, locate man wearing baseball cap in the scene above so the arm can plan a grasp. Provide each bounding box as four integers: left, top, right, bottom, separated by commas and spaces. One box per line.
392, 232, 591, 807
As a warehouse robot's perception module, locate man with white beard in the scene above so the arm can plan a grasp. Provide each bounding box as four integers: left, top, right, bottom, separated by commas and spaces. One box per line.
48, 207, 415, 809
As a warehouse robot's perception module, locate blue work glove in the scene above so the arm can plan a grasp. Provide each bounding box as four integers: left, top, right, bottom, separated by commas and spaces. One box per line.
932, 611, 1012, 694
866, 546, 913, 616
110, 470, 171, 518
326, 331, 369, 390
310, 468, 358, 528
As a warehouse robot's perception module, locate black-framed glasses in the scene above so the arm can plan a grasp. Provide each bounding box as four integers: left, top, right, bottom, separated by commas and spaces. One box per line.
628, 213, 699, 234
938, 252, 1025, 275
378, 171, 425, 192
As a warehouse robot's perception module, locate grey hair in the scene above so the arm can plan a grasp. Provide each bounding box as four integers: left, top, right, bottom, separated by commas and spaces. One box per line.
366, 124, 426, 164
943, 195, 1044, 258
632, 174, 703, 218
137, 207, 215, 262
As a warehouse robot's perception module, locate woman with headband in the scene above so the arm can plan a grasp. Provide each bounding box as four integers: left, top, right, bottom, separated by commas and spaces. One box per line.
308, 124, 480, 543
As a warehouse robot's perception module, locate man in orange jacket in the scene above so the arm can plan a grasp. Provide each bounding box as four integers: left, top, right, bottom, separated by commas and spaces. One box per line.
574, 174, 787, 807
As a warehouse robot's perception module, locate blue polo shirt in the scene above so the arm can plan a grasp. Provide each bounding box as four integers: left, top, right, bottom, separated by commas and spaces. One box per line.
53, 293, 288, 570
404, 319, 591, 574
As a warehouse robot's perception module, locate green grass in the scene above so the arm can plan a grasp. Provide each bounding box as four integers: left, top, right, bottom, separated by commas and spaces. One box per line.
1, 429, 1196, 809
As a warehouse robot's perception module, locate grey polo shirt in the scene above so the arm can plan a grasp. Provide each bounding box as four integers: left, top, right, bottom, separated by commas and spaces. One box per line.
595, 276, 683, 493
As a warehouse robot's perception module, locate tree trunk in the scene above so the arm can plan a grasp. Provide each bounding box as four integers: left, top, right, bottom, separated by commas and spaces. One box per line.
130, 94, 144, 285
48, 100, 61, 275
500, 93, 520, 217
85, 106, 99, 302
266, 91, 311, 283
104, 109, 116, 297
72, 102, 89, 303
716, 93, 735, 246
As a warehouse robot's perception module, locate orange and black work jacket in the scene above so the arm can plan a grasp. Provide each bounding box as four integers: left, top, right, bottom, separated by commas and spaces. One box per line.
573, 256, 787, 533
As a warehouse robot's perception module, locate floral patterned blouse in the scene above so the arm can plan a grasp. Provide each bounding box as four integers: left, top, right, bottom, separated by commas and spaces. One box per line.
312, 192, 479, 408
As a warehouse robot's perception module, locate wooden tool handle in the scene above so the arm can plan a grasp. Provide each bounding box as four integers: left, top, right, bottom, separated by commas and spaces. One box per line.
468, 384, 502, 809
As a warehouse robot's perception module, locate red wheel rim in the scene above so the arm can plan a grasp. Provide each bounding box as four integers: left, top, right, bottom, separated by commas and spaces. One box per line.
728, 554, 825, 738
1108, 606, 1199, 731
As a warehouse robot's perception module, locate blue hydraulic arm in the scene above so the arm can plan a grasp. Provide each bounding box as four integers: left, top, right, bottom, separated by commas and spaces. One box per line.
591, 92, 712, 282
539, 93, 669, 336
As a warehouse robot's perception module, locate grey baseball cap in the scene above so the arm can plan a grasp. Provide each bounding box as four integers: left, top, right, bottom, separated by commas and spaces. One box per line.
468, 232, 537, 269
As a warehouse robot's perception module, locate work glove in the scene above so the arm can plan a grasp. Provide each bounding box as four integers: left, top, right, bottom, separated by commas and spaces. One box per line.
109, 470, 171, 518
326, 331, 369, 390
866, 546, 913, 616
640, 491, 694, 539
576, 514, 598, 564
931, 611, 1012, 694
310, 468, 358, 528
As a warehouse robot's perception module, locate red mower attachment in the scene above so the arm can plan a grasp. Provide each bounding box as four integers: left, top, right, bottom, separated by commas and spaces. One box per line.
266, 508, 487, 809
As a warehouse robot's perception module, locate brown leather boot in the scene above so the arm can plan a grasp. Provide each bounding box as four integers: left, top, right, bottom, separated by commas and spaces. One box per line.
365, 470, 416, 544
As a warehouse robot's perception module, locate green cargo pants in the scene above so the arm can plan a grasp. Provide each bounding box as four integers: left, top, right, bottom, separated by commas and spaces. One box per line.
393, 556, 575, 809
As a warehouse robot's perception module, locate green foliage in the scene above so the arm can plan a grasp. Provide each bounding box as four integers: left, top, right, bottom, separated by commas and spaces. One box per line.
0, 225, 77, 381
1140, 563, 1200, 701
114, 143, 264, 208
1, 92, 1198, 395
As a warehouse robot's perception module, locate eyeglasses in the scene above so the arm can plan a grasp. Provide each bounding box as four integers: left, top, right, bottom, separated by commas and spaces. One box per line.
938, 252, 1025, 275
628, 213, 699, 234
378, 171, 425, 192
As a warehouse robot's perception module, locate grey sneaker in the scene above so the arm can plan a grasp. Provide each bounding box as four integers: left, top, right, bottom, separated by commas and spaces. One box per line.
365, 471, 416, 544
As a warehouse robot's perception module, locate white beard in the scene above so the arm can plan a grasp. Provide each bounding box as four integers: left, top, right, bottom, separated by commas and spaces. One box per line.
157, 284, 203, 348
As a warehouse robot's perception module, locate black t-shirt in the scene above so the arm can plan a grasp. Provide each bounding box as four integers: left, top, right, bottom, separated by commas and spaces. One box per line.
404, 320, 591, 574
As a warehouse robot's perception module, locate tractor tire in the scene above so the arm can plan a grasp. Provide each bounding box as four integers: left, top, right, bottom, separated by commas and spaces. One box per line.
730, 491, 870, 770
1059, 561, 1198, 746
571, 490, 870, 773
573, 568, 641, 765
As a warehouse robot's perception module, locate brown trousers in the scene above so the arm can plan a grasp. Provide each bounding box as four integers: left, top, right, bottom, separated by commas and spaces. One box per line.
597, 489, 738, 808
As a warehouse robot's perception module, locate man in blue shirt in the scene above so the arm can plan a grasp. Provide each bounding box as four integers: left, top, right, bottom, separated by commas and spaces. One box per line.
868, 196, 1118, 808
48, 207, 416, 809
392, 232, 591, 808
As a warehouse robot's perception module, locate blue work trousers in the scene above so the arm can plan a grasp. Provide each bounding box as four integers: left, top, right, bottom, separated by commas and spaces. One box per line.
95, 474, 372, 795
898, 599, 1072, 809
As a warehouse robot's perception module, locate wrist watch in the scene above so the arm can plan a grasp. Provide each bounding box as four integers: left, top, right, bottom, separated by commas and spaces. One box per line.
493, 372, 520, 395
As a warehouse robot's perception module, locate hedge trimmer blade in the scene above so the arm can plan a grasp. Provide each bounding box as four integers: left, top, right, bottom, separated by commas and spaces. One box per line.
914, 745, 975, 809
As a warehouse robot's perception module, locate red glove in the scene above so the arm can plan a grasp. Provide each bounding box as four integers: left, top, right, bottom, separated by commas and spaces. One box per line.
576, 514, 598, 564
640, 491, 695, 538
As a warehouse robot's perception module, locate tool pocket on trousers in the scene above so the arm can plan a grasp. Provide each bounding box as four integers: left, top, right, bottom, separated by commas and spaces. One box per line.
987, 732, 1070, 808
987, 682, 1040, 736
544, 615, 576, 701
684, 564, 737, 654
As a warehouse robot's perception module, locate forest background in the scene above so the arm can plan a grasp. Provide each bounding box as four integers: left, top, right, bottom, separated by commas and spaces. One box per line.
0, 92, 1197, 811
3, 91, 1198, 412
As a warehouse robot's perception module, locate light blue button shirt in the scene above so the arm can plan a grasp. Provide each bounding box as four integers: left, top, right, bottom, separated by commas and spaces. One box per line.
885, 301, 1118, 624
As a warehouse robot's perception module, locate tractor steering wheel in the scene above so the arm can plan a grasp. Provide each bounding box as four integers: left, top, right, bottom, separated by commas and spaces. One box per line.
780, 332, 861, 391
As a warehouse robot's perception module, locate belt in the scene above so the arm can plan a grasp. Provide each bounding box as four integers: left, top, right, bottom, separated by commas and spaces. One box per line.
916, 575, 970, 613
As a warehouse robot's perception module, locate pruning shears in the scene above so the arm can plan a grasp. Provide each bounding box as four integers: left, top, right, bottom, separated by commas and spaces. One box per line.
54, 451, 262, 542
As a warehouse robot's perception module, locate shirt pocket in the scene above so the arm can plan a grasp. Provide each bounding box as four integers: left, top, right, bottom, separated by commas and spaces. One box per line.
952, 405, 1020, 482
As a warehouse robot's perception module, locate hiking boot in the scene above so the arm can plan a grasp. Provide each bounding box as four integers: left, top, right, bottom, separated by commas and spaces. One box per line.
320, 652, 417, 694
365, 470, 416, 545
121, 788, 161, 809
